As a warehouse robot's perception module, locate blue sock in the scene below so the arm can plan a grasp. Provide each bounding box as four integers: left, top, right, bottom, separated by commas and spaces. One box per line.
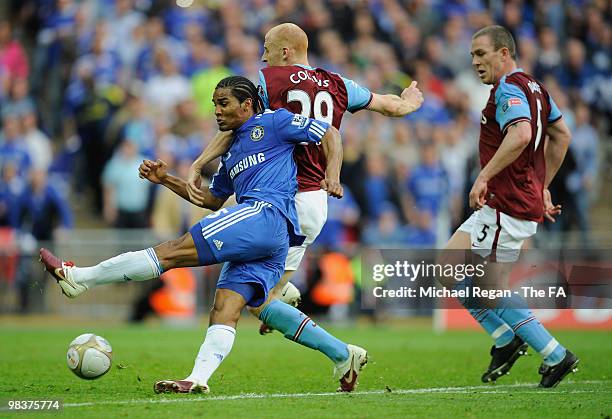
454, 279, 514, 347
470, 308, 515, 347
259, 300, 349, 363
495, 295, 566, 366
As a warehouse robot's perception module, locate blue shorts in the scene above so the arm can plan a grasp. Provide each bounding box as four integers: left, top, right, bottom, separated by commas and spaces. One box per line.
189, 200, 289, 307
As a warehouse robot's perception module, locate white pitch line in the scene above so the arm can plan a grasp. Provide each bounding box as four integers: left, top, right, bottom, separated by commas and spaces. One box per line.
62, 380, 610, 409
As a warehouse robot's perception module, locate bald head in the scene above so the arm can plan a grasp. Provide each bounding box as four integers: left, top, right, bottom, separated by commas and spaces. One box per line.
262, 23, 309, 66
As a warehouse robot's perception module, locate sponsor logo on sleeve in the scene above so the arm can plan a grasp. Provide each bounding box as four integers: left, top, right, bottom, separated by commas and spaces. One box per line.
502, 97, 522, 113
291, 114, 308, 128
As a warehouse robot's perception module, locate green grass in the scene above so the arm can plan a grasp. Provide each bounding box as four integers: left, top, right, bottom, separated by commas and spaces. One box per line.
0, 319, 610, 418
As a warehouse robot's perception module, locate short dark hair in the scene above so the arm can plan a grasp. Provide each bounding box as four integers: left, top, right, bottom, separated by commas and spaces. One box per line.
473, 25, 517, 60
215, 76, 264, 114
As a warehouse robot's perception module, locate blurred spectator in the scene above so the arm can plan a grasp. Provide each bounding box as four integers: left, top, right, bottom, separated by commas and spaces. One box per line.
113, 91, 156, 157
11, 169, 73, 241
3, 77, 35, 118
191, 45, 232, 117
143, 48, 191, 117
73, 23, 122, 90
558, 38, 595, 93
10, 168, 72, 313
364, 153, 392, 220
21, 108, 53, 170
106, 0, 145, 70
422, 36, 455, 81
441, 14, 472, 76
401, 141, 449, 246
0, 20, 29, 81
163, 2, 210, 41
0, 114, 31, 177
31, 0, 78, 135
535, 27, 562, 80
70, 70, 118, 212
102, 139, 150, 228
0, 162, 24, 226
362, 203, 412, 247
565, 101, 599, 245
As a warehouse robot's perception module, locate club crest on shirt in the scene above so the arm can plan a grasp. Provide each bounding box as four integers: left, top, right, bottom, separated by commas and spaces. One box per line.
250, 125, 264, 141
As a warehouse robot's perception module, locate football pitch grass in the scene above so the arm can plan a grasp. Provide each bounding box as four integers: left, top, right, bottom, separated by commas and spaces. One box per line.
0, 319, 610, 418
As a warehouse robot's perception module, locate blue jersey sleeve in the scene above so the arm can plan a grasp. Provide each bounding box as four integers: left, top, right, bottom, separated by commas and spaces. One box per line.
341, 76, 372, 113
258, 70, 270, 109
495, 81, 531, 134
548, 94, 562, 123
273, 108, 330, 145
209, 159, 234, 199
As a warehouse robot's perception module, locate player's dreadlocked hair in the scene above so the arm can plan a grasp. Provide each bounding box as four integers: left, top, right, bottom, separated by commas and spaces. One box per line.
215, 76, 264, 114
473, 25, 517, 60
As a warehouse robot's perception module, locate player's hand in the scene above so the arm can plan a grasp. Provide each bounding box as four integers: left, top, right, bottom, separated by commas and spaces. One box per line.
469, 176, 487, 210
138, 159, 168, 184
321, 179, 343, 199
187, 163, 207, 206
401, 81, 424, 114
543, 188, 562, 222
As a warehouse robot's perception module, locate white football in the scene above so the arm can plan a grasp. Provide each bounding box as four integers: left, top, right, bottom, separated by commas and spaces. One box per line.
66, 333, 113, 379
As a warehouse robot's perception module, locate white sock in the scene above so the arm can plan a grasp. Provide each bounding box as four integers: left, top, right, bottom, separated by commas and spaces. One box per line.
70, 248, 163, 287
185, 325, 236, 385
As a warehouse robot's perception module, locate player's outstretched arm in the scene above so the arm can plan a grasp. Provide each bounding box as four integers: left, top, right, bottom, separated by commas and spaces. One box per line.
367, 81, 424, 117
469, 121, 531, 209
139, 159, 226, 211
187, 130, 234, 206
319, 125, 343, 199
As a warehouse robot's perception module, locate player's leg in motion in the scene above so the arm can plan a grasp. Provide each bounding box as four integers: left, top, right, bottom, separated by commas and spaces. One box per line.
468, 205, 578, 387
40, 233, 199, 298
492, 291, 579, 387
257, 265, 301, 335
440, 231, 516, 347
156, 287, 246, 394
171, 201, 364, 393
258, 190, 326, 335
251, 298, 367, 392
438, 230, 528, 383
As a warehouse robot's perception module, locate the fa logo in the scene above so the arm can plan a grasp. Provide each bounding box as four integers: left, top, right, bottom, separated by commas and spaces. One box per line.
481, 113, 487, 124
250, 126, 264, 141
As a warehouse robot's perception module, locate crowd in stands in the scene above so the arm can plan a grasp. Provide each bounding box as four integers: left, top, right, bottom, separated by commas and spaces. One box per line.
0, 0, 608, 253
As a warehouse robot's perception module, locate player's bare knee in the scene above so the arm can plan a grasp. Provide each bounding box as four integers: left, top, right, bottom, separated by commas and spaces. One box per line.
210, 290, 244, 325
152, 243, 174, 270
210, 303, 241, 326
153, 234, 196, 269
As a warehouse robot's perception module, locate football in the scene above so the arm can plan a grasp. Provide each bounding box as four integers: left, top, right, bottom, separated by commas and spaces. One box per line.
66, 333, 113, 379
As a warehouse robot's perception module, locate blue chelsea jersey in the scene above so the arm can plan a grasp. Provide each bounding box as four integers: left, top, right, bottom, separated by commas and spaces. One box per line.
209, 108, 330, 246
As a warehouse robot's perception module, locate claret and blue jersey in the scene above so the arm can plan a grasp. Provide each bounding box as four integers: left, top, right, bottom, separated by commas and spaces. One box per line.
480, 68, 563, 222
258, 64, 372, 191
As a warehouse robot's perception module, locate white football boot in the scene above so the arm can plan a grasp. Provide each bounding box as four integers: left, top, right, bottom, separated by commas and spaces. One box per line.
40, 248, 88, 298
334, 344, 368, 392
